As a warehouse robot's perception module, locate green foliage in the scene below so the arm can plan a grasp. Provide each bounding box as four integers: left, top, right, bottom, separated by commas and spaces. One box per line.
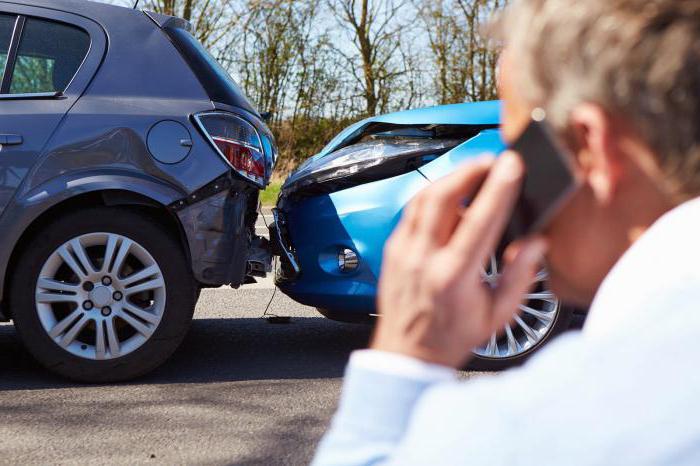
10, 56, 56, 94
259, 181, 282, 206
270, 115, 358, 175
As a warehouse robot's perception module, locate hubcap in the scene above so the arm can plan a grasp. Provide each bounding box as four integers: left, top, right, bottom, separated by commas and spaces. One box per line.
473, 254, 560, 359
90, 286, 112, 308
35, 232, 166, 361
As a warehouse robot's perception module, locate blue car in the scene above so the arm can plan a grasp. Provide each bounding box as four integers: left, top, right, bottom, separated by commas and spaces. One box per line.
272, 101, 574, 369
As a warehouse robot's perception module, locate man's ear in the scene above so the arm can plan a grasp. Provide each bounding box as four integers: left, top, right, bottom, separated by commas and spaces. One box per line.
568, 104, 622, 205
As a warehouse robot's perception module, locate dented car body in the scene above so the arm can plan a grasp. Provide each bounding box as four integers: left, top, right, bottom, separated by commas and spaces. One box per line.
273, 101, 573, 369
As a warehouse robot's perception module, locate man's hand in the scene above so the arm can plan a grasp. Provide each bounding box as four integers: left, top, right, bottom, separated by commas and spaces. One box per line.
372, 152, 548, 368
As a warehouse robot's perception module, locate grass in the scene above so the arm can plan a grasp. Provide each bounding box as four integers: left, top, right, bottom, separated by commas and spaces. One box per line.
260, 181, 282, 206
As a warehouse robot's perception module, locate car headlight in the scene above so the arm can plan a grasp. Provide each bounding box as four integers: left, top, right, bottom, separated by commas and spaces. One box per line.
282, 138, 461, 196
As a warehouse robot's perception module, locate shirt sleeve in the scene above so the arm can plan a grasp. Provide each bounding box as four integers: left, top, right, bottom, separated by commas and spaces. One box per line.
312, 332, 589, 466
311, 350, 457, 466
350, 350, 457, 383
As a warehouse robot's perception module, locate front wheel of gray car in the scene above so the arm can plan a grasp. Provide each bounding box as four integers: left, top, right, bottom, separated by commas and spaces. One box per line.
10, 207, 196, 382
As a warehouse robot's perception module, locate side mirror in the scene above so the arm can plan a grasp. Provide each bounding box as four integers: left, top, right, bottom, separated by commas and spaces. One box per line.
260, 111, 273, 123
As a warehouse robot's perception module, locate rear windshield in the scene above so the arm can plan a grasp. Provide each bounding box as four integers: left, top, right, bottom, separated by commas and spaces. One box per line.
164, 26, 257, 115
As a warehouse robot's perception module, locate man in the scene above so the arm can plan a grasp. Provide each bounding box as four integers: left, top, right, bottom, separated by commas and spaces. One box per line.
312, 0, 700, 464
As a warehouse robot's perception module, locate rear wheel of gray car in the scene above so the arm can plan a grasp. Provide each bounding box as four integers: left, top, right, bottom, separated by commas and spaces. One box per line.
10, 207, 195, 382
467, 255, 573, 371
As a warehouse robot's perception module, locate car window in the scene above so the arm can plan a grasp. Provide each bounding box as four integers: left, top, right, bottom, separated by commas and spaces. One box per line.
164, 26, 257, 114
9, 17, 89, 95
0, 14, 14, 84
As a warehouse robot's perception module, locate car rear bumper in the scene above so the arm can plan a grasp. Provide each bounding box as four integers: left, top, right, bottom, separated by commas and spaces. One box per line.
174, 175, 270, 287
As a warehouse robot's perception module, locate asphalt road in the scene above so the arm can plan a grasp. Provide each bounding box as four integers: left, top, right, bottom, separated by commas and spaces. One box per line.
0, 286, 372, 465
0, 211, 484, 465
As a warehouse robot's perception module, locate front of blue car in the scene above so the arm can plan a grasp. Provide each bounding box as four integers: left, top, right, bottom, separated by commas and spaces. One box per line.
273, 101, 503, 317
273, 100, 575, 370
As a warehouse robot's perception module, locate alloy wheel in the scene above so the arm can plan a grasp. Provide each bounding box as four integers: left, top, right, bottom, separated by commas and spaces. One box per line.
34, 232, 166, 360
473, 254, 559, 359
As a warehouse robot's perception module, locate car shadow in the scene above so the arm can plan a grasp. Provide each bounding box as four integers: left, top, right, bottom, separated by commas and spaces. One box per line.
0, 316, 372, 391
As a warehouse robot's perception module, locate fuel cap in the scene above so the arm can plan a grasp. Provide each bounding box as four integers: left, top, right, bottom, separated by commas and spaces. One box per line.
147, 120, 192, 164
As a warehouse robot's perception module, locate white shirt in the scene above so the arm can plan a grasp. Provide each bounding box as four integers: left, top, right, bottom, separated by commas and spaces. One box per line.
313, 197, 700, 466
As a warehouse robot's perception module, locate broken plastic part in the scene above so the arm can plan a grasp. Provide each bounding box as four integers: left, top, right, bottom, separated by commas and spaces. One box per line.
175, 180, 259, 287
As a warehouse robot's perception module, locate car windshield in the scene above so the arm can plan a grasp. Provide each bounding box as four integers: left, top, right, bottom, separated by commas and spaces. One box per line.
164, 26, 257, 114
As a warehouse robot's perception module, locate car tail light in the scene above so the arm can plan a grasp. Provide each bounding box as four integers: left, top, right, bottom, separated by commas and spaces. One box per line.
194, 112, 266, 186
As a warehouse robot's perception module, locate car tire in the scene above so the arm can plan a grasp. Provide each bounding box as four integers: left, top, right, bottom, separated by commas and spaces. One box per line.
10, 207, 195, 383
467, 305, 574, 371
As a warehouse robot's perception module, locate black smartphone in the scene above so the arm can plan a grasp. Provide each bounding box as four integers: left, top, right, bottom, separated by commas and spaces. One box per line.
503, 111, 581, 242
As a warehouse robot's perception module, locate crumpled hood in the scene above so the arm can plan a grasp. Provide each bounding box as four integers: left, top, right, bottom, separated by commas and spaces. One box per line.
318, 100, 501, 158
279, 101, 502, 202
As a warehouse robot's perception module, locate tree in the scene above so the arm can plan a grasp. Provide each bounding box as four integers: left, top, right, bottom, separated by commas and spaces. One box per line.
455, 0, 506, 102
128, 0, 508, 174
143, 0, 241, 49
417, 0, 506, 104
328, 0, 412, 116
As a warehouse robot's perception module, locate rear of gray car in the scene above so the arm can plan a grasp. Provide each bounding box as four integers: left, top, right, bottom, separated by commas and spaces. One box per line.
0, 0, 275, 381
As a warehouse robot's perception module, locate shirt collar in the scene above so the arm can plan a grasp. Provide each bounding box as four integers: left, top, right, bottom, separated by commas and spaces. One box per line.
583, 197, 700, 338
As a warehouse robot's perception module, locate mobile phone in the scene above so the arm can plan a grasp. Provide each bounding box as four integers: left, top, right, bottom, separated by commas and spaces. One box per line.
503, 111, 581, 242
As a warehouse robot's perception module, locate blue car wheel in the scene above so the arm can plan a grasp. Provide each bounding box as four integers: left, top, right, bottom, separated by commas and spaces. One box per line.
467, 255, 574, 370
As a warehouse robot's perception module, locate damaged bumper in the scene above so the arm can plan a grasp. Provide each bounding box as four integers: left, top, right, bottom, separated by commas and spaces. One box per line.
173, 175, 272, 287
273, 168, 430, 312
269, 209, 300, 282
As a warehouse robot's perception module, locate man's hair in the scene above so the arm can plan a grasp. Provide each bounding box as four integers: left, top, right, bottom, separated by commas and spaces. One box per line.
494, 0, 700, 197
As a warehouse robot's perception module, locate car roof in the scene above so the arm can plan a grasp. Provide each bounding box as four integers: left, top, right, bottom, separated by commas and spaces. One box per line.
4, 0, 146, 26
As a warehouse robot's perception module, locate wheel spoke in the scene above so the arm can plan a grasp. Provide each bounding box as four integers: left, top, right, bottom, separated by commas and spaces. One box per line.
490, 255, 498, 275
57, 245, 88, 281
110, 238, 132, 277
58, 314, 90, 348
504, 324, 519, 355
36, 290, 80, 304
519, 304, 555, 323
117, 309, 153, 337
95, 319, 106, 360
37, 278, 80, 294
105, 317, 120, 357
101, 234, 119, 274
69, 238, 96, 276
120, 264, 160, 288
123, 302, 160, 325
48, 309, 83, 338
525, 291, 557, 302
514, 314, 539, 344
533, 269, 549, 283
124, 277, 164, 296
485, 333, 498, 356
34, 291, 79, 304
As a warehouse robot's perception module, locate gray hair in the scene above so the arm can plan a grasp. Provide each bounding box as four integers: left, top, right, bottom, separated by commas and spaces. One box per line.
494, 0, 700, 197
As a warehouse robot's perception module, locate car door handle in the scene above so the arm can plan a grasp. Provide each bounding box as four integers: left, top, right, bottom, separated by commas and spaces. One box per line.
0, 134, 23, 145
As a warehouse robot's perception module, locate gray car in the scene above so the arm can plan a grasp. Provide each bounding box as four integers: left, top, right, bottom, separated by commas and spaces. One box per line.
0, 0, 276, 381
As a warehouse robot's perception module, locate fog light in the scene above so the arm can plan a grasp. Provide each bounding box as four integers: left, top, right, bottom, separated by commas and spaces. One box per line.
338, 249, 359, 272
